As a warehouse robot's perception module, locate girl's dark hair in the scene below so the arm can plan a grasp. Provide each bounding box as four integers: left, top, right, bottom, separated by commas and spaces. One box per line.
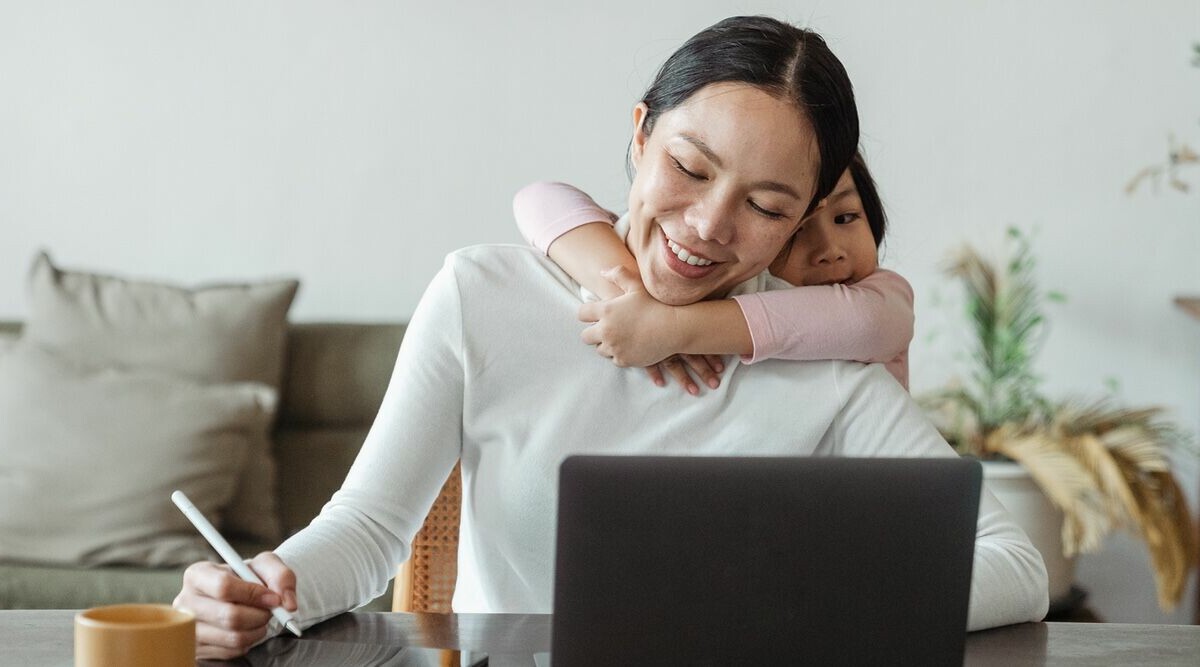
772, 150, 888, 270
638, 16, 859, 215
848, 151, 887, 248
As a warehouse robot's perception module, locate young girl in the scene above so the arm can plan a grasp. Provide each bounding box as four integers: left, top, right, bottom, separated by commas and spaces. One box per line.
513, 151, 913, 392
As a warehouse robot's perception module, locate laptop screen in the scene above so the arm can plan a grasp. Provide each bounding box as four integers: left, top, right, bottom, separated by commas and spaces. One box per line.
551, 455, 981, 666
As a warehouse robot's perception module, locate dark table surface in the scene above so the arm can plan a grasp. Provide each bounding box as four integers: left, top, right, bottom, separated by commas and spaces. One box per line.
3, 609, 1199, 666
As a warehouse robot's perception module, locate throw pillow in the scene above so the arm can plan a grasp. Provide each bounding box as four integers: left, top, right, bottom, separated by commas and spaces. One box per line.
22, 252, 299, 544
0, 343, 276, 566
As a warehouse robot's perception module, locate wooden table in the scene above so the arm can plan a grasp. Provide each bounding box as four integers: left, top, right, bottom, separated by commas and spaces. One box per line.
3, 610, 1199, 666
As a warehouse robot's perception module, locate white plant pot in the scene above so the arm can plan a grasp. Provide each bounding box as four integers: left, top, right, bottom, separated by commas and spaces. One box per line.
982, 460, 1077, 606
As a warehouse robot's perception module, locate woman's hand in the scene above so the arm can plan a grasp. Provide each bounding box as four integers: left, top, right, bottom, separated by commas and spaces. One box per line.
646, 354, 725, 395
173, 552, 298, 660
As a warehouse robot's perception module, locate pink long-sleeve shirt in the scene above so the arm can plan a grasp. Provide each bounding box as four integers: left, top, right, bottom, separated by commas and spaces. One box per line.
513, 181, 913, 389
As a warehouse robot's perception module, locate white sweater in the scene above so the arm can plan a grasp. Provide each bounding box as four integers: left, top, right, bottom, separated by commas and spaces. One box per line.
275, 244, 1048, 634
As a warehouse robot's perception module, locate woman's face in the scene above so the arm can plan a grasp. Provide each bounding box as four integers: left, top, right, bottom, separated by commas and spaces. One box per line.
625, 82, 820, 306
769, 168, 879, 286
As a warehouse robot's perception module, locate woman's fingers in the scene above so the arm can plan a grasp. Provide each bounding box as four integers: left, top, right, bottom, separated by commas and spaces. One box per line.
176, 588, 270, 660
249, 552, 298, 612
175, 555, 299, 658
193, 617, 271, 660
182, 588, 273, 628
181, 561, 279, 609
681, 354, 721, 390
647, 356, 726, 395
660, 357, 700, 396
644, 365, 667, 387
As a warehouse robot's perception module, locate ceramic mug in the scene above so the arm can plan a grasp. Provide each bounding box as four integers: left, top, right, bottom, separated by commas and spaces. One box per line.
74, 603, 194, 667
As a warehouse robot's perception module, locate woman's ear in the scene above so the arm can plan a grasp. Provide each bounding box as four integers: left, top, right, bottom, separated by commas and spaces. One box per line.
629, 103, 650, 170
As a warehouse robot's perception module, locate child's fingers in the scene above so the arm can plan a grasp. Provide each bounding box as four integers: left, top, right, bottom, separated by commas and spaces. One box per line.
580, 323, 602, 346
599, 265, 644, 295
577, 302, 601, 323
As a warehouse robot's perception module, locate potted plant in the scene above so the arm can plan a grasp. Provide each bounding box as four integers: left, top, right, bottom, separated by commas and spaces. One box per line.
920, 227, 1198, 611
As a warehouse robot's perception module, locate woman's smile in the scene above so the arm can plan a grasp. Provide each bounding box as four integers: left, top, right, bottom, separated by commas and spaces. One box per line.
661, 228, 720, 278
665, 236, 714, 267
625, 82, 819, 306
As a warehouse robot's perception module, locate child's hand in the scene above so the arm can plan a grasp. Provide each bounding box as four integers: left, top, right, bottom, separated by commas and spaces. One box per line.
579, 266, 725, 394
645, 354, 725, 396
578, 266, 682, 368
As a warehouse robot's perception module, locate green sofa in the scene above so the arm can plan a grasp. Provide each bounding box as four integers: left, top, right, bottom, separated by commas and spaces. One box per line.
0, 320, 405, 611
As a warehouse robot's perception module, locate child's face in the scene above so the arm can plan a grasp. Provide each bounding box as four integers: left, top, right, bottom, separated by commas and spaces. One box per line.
768, 168, 878, 286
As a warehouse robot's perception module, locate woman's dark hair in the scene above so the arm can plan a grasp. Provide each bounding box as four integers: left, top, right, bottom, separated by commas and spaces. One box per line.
637, 16, 859, 216
848, 151, 887, 248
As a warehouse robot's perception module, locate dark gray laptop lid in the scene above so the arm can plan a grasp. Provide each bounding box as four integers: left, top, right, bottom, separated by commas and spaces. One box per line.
551, 455, 981, 666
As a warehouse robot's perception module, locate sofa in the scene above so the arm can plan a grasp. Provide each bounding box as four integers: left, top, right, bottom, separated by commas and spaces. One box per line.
0, 319, 405, 612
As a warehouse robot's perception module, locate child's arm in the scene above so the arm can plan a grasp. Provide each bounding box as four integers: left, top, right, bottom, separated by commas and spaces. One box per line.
578, 266, 752, 366
514, 182, 914, 388
731, 269, 914, 386
514, 181, 723, 394
513, 181, 629, 299
513, 182, 754, 361
582, 269, 913, 388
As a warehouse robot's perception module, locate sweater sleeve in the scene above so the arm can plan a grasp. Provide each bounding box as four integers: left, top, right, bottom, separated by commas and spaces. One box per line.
820, 362, 1050, 631
512, 181, 619, 254
733, 269, 914, 387
272, 253, 466, 632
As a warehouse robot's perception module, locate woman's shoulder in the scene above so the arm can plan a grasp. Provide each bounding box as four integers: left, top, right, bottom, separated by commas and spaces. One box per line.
441, 243, 585, 302
443, 243, 548, 274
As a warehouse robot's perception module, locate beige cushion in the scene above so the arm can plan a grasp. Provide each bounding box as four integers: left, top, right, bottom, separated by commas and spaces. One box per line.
22, 252, 299, 543
0, 343, 276, 566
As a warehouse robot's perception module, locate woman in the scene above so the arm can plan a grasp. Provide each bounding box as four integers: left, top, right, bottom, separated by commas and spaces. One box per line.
176, 17, 1048, 659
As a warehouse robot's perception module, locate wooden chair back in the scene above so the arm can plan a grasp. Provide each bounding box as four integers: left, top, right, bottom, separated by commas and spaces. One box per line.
392, 462, 462, 614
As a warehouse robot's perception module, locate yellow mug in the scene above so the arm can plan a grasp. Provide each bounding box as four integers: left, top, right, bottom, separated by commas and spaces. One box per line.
74, 604, 194, 667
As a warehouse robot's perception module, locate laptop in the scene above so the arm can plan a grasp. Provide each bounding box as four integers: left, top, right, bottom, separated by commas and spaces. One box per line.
551, 455, 981, 666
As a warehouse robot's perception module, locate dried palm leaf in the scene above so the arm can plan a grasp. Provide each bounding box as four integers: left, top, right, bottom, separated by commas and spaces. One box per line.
1126, 472, 1199, 609
986, 427, 1111, 555
1063, 432, 1139, 530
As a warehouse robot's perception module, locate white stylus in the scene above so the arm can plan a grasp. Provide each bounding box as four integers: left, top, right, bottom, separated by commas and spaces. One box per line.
171, 490, 303, 637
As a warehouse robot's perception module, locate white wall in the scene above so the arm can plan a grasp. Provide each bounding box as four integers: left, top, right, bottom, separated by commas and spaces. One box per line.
2, 1, 1198, 623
